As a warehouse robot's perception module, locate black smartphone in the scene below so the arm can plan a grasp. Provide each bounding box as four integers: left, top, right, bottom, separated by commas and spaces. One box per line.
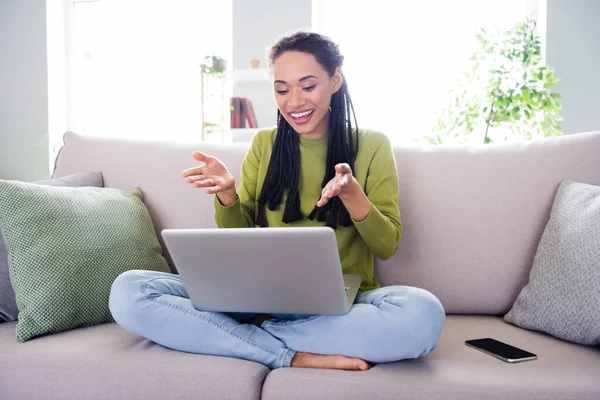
465, 338, 537, 363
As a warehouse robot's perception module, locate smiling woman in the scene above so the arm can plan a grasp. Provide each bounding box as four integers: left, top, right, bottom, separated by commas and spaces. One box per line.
257, 33, 363, 229
110, 31, 446, 372
272, 56, 339, 140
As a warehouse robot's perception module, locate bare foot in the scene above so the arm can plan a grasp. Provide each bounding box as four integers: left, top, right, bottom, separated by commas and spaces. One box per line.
291, 351, 370, 371
246, 314, 274, 327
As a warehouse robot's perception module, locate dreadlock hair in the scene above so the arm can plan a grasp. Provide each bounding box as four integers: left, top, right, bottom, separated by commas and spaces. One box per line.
255, 31, 360, 229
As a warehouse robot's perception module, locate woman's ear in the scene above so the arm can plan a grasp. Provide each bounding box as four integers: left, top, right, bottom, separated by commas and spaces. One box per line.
332, 67, 344, 93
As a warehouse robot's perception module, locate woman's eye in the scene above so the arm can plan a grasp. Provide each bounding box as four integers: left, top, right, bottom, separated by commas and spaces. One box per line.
303, 85, 316, 92
276, 90, 289, 95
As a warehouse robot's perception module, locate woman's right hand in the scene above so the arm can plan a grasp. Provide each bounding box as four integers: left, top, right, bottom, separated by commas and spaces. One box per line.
181, 151, 237, 204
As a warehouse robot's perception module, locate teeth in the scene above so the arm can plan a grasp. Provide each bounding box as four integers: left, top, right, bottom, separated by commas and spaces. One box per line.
291, 110, 314, 118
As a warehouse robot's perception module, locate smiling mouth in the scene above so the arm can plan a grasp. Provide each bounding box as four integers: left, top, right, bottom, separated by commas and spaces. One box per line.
290, 109, 315, 119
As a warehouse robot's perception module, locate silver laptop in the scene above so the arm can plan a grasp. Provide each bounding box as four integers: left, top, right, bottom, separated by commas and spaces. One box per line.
161, 227, 362, 315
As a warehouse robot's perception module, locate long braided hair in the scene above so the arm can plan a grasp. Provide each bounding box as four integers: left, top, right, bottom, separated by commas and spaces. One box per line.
255, 31, 359, 229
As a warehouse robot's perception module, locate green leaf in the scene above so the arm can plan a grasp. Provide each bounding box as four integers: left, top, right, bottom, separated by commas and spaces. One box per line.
512, 107, 521, 120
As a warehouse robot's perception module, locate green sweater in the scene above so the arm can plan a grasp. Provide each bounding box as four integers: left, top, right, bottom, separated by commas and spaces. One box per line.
214, 128, 402, 291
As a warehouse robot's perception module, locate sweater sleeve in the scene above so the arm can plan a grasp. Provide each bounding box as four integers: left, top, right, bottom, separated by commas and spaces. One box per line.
213, 132, 263, 228
353, 133, 403, 260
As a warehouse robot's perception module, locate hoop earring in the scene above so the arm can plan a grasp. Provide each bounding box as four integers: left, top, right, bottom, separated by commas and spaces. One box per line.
329, 106, 332, 112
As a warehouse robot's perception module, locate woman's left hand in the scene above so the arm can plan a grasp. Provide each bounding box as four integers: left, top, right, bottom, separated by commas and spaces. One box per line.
316, 163, 358, 207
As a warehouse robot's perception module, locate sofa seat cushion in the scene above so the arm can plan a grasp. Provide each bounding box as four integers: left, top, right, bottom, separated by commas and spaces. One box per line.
0, 322, 268, 400
261, 315, 600, 400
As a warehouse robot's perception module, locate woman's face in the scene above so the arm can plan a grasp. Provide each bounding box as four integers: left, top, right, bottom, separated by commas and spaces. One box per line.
272, 51, 342, 139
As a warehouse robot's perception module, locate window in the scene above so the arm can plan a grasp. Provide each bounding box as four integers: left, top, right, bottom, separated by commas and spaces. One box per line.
312, 0, 533, 143
69, 0, 232, 142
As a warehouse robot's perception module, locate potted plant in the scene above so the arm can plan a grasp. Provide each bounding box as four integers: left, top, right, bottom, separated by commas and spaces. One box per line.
419, 19, 562, 145
200, 55, 227, 78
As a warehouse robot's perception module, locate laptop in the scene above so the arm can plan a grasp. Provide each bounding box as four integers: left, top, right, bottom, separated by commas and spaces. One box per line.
161, 227, 363, 315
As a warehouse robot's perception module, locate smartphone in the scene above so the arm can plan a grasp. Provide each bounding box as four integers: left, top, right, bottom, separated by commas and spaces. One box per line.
465, 338, 537, 363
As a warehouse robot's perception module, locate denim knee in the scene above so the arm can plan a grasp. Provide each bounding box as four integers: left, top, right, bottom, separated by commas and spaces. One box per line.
404, 288, 446, 357
379, 287, 446, 360
108, 269, 146, 331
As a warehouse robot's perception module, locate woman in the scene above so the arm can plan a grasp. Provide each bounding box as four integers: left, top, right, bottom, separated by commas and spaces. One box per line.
109, 31, 445, 371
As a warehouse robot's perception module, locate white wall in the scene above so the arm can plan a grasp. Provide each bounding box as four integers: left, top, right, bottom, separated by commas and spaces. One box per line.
546, 0, 600, 135
46, 0, 68, 166
231, 0, 311, 128
0, 0, 50, 181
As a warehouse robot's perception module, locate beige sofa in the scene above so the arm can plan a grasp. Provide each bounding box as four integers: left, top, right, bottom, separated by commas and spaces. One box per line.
1, 130, 600, 400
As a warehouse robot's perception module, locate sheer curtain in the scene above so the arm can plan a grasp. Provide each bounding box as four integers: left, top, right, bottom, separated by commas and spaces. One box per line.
69, 0, 232, 142
312, 0, 529, 143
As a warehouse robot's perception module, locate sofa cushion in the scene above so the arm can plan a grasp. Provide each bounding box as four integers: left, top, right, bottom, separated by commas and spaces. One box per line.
0, 172, 104, 323
0, 181, 171, 342
504, 180, 600, 346
261, 315, 600, 400
0, 322, 269, 400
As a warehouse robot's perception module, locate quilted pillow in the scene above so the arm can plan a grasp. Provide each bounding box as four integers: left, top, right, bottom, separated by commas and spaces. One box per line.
0, 172, 104, 322
0, 179, 170, 342
504, 180, 600, 345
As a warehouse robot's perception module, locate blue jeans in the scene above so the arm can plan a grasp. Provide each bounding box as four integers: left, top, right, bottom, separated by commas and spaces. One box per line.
109, 270, 446, 369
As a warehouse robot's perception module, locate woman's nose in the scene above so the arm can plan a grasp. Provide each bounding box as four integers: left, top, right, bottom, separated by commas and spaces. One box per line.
288, 88, 306, 108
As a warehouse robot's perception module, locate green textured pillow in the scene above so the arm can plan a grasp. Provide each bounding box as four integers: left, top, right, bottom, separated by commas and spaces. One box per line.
0, 179, 170, 342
